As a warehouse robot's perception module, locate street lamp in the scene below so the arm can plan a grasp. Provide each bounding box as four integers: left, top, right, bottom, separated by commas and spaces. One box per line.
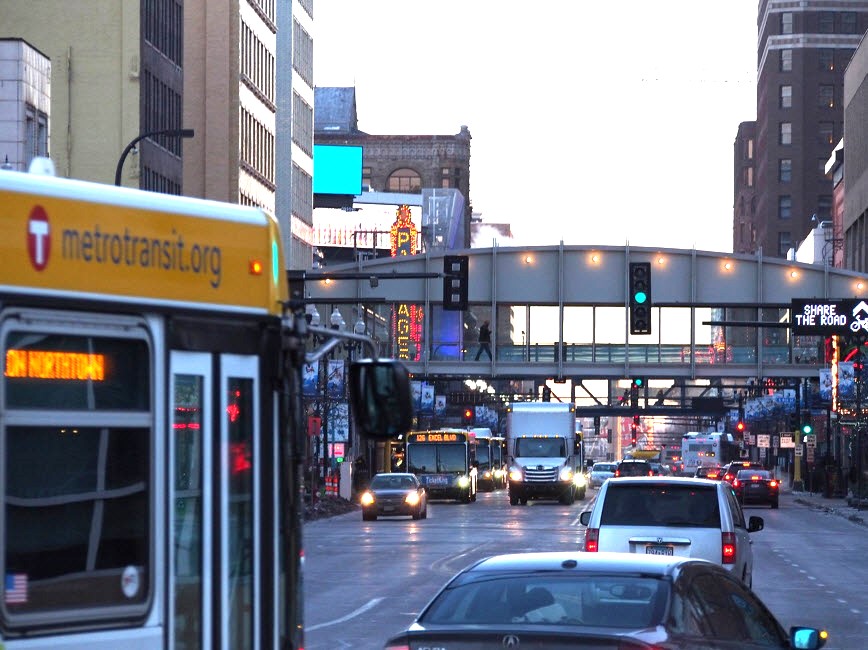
114, 128, 195, 186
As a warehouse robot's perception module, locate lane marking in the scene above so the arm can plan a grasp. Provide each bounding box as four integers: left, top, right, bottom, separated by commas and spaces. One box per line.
306, 597, 385, 631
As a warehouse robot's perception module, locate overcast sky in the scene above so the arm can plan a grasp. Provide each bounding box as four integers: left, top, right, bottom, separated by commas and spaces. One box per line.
314, 2, 758, 253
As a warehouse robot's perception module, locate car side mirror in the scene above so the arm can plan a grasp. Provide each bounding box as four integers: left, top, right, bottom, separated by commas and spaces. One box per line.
579, 511, 591, 526
747, 515, 764, 533
348, 359, 413, 439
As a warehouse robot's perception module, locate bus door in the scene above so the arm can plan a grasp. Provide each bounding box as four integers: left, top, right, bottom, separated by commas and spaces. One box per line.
169, 352, 263, 650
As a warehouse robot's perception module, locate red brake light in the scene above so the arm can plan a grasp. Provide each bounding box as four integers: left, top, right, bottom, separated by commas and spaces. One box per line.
732, 478, 740, 487
614, 470, 621, 477
769, 480, 778, 488
750, 474, 761, 481
722, 532, 736, 564
585, 528, 599, 552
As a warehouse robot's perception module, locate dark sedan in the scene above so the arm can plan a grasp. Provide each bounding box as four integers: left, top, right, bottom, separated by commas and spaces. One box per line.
360, 472, 428, 521
383, 551, 827, 649
733, 468, 780, 508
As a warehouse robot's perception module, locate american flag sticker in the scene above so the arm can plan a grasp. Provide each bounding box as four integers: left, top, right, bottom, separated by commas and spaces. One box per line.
5, 573, 28, 604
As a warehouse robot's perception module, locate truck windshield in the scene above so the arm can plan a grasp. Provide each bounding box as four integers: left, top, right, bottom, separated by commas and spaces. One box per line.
515, 438, 566, 457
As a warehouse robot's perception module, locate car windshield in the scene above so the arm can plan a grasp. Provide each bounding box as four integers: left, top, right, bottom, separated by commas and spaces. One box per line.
420, 574, 669, 629
370, 475, 415, 489
600, 484, 721, 527
593, 464, 616, 472
617, 462, 650, 476
736, 469, 771, 480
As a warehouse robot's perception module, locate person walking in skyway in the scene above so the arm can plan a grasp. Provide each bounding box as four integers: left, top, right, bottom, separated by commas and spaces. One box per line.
475, 320, 492, 361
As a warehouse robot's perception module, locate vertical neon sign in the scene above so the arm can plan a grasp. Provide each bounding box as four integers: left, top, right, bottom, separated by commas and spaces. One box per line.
390, 205, 422, 360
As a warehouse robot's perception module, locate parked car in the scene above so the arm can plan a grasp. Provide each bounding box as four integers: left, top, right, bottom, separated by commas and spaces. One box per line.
588, 461, 617, 487
383, 551, 828, 650
721, 460, 765, 484
359, 472, 428, 521
579, 476, 763, 586
733, 468, 780, 508
614, 459, 654, 477
695, 465, 723, 479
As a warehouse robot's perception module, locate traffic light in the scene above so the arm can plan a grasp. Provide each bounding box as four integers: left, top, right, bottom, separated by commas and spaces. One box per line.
443, 255, 469, 311
629, 380, 640, 408
854, 354, 865, 376
541, 385, 552, 402
735, 421, 746, 435
629, 262, 652, 335
801, 422, 813, 436
462, 407, 474, 424
630, 415, 640, 446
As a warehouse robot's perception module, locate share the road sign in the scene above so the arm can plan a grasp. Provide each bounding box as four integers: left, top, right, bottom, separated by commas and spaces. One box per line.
791, 299, 868, 335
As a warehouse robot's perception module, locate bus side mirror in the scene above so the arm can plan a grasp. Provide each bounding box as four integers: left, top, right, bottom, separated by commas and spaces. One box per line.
348, 358, 413, 439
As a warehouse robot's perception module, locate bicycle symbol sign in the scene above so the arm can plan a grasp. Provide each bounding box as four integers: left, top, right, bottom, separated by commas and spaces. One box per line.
791, 299, 868, 335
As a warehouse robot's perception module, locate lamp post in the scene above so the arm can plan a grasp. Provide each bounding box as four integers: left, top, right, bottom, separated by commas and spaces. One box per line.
114, 128, 194, 186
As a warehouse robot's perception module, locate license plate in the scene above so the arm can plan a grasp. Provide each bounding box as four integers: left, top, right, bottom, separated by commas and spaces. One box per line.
382, 506, 395, 512
646, 545, 674, 556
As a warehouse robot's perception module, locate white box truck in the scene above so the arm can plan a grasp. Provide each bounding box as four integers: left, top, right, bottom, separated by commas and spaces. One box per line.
505, 401, 586, 505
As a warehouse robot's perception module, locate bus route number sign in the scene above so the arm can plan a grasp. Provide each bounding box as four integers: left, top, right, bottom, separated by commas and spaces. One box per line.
409, 432, 462, 443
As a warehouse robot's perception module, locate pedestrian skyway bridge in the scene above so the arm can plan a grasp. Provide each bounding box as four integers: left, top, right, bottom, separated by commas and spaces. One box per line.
303, 244, 866, 408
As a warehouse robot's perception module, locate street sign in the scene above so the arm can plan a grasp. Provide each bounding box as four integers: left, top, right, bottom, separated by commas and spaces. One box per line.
804, 434, 817, 448
791, 298, 868, 335
757, 434, 770, 448
795, 446, 803, 456
772, 435, 779, 449
807, 447, 815, 463
780, 434, 795, 448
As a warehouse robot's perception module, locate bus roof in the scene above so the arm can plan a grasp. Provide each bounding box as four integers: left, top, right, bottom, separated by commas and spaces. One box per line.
1, 169, 288, 316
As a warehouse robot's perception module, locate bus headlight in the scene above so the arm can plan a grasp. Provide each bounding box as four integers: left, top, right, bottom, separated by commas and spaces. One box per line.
360, 491, 375, 506
559, 466, 574, 482
508, 467, 524, 482
457, 475, 470, 488
404, 492, 421, 506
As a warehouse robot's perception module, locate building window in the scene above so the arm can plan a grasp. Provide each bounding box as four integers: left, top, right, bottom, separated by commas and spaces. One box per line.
780, 49, 792, 72
387, 168, 422, 193
819, 49, 834, 71
817, 195, 832, 219
778, 232, 793, 257
24, 105, 48, 166
819, 12, 834, 33
778, 196, 792, 219
745, 137, 754, 160
779, 159, 792, 183
818, 121, 834, 146
743, 166, 754, 187
362, 167, 372, 191
441, 167, 451, 189
779, 85, 792, 109
779, 122, 792, 146
841, 12, 858, 34
781, 12, 793, 35
819, 85, 835, 108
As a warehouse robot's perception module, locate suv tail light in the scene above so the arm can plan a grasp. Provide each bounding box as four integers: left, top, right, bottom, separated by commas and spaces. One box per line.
585, 527, 599, 552
614, 470, 621, 477
769, 479, 778, 488
722, 532, 736, 564
732, 478, 741, 488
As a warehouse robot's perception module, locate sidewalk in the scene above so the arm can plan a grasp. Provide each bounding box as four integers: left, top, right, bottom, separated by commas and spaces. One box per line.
784, 483, 868, 528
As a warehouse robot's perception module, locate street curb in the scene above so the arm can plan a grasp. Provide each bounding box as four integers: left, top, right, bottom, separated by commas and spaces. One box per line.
792, 495, 868, 527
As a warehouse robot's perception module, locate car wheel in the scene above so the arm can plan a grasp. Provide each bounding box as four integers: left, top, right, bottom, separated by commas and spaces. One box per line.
362, 512, 376, 522
509, 493, 519, 506
421, 506, 428, 519
520, 497, 528, 505
412, 509, 421, 520
771, 499, 779, 509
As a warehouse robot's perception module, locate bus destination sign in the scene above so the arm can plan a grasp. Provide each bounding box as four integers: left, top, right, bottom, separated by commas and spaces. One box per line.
791, 299, 868, 335
408, 432, 465, 443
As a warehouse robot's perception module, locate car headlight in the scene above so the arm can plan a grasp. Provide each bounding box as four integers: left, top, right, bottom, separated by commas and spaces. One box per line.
573, 473, 587, 487
559, 466, 574, 482
483, 471, 492, 479
508, 467, 524, 482
404, 492, 421, 506
457, 475, 470, 488
360, 492, 375, 506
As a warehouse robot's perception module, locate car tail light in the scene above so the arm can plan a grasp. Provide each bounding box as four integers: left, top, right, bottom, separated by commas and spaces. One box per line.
732, 478, 740, 488
723, 473, 734, 482
383, 642, 411, 650
585, 527, 599, 552
722, 532, 736, 564
769, 479, 779, 488
614, 470, 621, 477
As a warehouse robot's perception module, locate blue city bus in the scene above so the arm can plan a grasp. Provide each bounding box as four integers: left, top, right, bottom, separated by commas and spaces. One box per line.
468, 427, 507, 490
405, 430, 478, 502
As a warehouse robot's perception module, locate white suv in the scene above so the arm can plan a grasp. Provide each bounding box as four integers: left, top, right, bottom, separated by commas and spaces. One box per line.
578, 476, 763, 586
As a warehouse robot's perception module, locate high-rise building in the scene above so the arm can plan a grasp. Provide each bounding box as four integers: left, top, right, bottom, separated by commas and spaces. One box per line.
0, 1, 186, 191
749, 1, 868, 259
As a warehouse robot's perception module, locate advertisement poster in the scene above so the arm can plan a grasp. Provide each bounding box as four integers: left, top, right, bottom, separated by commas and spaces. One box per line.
819, 368, 832, 402
411, 380, 422, 411
302, 362, 318, 396
421, 383, 435, 413
327, 359, 345, 398
328, 402, 349, 441
435, 395, 446, 416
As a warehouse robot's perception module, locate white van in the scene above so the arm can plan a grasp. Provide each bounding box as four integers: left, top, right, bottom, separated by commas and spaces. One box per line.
578, 476, 764, 587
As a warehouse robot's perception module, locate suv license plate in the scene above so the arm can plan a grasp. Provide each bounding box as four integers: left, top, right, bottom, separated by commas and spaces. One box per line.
646, 545, 674, 556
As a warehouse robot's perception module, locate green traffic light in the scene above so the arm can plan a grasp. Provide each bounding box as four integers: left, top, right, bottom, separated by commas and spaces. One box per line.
801, 423, 813, 435
634, 291, 647, 304
633, 378, 643, 387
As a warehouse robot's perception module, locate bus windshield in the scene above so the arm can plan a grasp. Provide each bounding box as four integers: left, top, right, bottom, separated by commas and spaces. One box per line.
514, 438, 566, 458
406, 443, 467, 473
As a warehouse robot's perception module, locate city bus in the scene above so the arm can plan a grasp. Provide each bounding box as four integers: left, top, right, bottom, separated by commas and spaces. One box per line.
0, 164, 411, 649
468, 427, 507, 490
681, 431, 740, 476
405, 429, 478, 502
